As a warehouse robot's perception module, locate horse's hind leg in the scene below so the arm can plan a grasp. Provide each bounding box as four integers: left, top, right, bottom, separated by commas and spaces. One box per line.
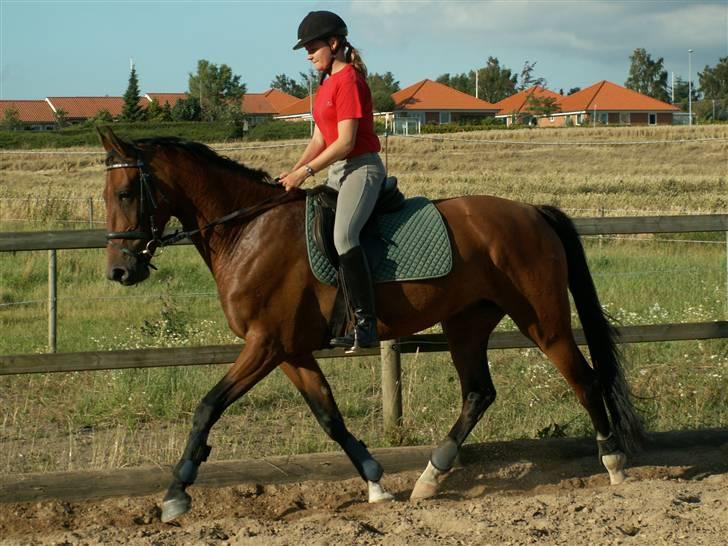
536, 335, 627, 484
280, 354, 394, 503
411, 303, 503, 500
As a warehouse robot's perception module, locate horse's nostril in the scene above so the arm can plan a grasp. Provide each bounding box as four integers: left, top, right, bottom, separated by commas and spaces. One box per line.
109, 267, 128, 283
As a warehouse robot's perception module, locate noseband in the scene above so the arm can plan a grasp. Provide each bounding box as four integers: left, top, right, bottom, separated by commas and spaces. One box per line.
105, 159, 302, 269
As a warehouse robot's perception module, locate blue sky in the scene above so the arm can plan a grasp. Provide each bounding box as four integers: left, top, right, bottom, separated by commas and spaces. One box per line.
1, 0, 726, 100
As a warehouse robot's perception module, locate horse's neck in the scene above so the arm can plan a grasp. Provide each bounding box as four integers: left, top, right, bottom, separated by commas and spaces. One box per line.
163, 157, 280, 265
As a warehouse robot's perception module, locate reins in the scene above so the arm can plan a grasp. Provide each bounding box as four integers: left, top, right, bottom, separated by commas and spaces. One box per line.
105, 160, 301, 267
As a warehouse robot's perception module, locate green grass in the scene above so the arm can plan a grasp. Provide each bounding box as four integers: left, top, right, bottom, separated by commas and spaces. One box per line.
0, 237, 726, 473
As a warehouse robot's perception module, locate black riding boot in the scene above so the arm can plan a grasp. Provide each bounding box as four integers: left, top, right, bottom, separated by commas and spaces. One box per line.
330, 246, 379, 351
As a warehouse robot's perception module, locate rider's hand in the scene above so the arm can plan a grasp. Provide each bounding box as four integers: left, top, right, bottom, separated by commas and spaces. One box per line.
280, 167, 308, 192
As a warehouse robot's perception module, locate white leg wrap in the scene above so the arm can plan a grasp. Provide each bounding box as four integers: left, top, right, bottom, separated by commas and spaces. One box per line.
367, 480, 394, 503
602, 452, 627, 485
410, 461, 445, 501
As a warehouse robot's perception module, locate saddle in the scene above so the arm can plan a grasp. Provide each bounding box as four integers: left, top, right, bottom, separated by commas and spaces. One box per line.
309, 177, 406, 269
305, 178, 452, 344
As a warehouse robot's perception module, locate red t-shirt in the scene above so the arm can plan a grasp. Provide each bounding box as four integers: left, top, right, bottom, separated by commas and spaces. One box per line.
313, 64, 381, 159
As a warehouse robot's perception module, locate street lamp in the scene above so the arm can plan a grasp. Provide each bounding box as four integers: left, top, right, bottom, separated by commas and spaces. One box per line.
688, 49, 693, 126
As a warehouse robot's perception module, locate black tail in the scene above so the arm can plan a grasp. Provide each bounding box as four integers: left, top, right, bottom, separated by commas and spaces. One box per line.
537, 205, 646, 452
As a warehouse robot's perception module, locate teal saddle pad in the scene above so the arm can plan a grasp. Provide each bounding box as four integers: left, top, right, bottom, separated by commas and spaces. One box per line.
305, 195, 453, 286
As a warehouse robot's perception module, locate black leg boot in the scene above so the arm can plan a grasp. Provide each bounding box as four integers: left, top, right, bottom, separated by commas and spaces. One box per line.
330, 246, 379, 352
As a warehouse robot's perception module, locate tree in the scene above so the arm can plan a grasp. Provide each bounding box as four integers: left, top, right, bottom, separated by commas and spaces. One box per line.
671, 75, 700, 110
270, 73, 308, 98
2, 106, 22, 130
517, 60, 546, 91
171, 96, 202, 121
145, 98, 172, 122
93, 109, 114, 123
526, 95, 561, 117
436, 72, 475, 95
625, 48, 669, 102
567, 87, 581, 95
54, 107, 68, 128
368, 71, 400, 112
121, 65, 144, 122
188, 59, 246, 122
698, 57, 728, 100
478, 57, 518, 103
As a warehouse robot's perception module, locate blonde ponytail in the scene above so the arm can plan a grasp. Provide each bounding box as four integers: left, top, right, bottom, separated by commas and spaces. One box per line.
346, 44, 367, 78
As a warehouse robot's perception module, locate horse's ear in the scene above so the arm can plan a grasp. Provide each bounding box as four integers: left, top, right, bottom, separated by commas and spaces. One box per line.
97, 126, 133, 158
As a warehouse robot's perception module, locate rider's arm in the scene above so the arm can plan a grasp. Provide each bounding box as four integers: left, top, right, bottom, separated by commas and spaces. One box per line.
292, 126, 326, 171
305, 118, 358, 175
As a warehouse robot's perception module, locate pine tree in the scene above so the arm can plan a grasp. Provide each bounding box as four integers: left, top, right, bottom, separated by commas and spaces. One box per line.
121, 65, 144, 122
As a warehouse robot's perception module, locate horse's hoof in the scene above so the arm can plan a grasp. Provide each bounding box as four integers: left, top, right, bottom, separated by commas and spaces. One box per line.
160, 491, 192, 523
602, 452, 627, 485
410, 461, 444, 501
410, 478, 438, 500
368, 481, 394, 503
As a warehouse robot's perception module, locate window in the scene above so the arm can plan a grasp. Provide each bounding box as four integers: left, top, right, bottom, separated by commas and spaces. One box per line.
619, 112, 630, 125
598, 112, 609, 124
648, 113, 657, 125
439, 111, 451, 124
549, 115, 555, 122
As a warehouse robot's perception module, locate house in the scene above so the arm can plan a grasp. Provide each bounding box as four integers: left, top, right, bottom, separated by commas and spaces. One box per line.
493, 86, 563, 126
45, 96, 146, 123
274, 95, 314, 121
390, 79, 499, 133
144, 93, 186, 108
535, 80, 679, 127
0, 100, 56, 130
241, 89, 299, 125
146, 89, 298, 125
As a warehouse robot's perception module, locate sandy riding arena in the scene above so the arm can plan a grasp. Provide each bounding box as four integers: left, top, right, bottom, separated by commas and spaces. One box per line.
1, 431, 726, 545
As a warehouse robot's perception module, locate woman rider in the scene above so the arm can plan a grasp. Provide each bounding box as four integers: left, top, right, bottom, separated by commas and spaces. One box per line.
280, 10, 385, 351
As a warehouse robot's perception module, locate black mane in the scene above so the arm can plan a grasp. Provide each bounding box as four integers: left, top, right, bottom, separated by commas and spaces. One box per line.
134, 136, 272, 183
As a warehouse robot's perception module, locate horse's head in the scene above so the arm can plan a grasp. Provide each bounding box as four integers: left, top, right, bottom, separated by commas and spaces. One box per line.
98, 126, 172, 285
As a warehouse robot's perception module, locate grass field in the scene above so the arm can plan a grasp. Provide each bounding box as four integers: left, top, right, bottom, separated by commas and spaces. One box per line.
0, 124, 726, 474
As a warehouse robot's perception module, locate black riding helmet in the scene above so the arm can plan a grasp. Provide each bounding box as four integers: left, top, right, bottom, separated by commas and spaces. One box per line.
293, 10, 348, 50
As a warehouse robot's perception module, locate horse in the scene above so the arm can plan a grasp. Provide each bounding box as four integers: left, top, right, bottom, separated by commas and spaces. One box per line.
98, 126, 644, 523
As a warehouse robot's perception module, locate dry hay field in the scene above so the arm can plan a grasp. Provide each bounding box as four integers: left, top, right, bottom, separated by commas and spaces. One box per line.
1, 124, 727, 544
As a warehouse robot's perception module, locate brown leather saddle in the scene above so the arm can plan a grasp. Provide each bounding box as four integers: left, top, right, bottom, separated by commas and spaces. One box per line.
309, 177, 406, 269
306, 177, 405, 343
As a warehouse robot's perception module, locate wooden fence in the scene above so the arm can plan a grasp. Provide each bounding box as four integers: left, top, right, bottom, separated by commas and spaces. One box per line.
1, 214, 727, 430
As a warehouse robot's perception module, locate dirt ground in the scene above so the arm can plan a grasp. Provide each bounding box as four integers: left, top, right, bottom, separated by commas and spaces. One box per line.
1, 436, 727, 546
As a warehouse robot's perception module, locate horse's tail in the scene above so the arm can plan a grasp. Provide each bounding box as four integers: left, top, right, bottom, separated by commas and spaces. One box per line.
536, 205, 646, 453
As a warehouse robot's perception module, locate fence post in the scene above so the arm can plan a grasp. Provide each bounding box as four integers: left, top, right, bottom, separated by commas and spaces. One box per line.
380, 339, 402, 433
48, 249, 57, 353
88, 197, 94, 228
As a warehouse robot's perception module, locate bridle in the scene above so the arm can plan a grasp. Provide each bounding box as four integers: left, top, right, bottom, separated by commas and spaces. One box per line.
105, 158, 302, 269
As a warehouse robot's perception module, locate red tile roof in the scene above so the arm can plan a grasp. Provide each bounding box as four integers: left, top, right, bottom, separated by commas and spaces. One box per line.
493, 86, 562, 116
392, 79, 498, 111
0, 100, 55, 123
46, 96, 146, 118
262, 89, 299, 111
242, 89, 300, 114
558, 80, 679, 112
145, 93, 187, 107
276, 95, 314, 117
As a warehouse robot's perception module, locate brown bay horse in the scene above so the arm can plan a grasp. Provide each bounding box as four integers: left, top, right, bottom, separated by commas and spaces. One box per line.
98, 127, 644, 523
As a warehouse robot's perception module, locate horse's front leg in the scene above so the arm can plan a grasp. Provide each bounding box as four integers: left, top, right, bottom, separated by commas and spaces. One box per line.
280, 355, 394, 503
161, 335, 282, 523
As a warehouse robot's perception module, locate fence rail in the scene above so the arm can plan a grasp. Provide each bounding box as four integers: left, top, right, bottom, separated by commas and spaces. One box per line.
2, 321, 727, 376
1, 214, 727, 430
1, 214, 727, 252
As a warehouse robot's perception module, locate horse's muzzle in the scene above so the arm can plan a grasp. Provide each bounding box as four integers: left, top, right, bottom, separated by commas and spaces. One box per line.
107, 262, 150, 285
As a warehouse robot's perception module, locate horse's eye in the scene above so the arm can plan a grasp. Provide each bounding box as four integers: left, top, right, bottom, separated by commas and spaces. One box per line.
118, 190, 133, 201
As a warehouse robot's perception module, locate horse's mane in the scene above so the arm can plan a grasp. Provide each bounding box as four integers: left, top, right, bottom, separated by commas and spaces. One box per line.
134, 136, 272, 184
